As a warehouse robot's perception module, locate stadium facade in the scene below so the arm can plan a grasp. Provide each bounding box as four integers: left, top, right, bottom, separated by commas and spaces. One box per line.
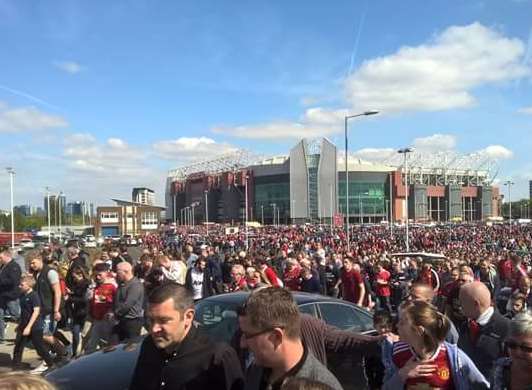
165, 138, 500, 225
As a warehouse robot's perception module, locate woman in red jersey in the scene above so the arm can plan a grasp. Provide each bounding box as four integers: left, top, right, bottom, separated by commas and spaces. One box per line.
383, 300, 488, 390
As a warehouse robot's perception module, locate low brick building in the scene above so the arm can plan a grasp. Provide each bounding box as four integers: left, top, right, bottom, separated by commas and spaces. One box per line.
95, 199, 164, 237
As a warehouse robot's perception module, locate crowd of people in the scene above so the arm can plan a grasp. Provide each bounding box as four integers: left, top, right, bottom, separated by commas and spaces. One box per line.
0, 222, 530, 389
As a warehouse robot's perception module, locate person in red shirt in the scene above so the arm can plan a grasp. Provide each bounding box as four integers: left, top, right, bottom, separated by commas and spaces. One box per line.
374, 262, 392, 312
497, 256, 513, 287
283, 258, 302, 291
84, 263, 117, 353
256, 257, 282, 287
509, 255, 528, 291
335, 257, 365, 306
417, 262, 440, 292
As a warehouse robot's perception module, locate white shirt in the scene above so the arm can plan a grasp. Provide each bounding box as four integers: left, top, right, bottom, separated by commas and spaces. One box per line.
190, 268, 204, 300
162, 261, 187, 285
476, 306, 494, 326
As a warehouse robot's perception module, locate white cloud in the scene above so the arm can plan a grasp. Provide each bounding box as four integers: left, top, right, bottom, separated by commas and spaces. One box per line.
476, 145, 514, 159
0, 102, 68, 133
59, 132, 166, 204
64, 133, 149, 176
345, 23, 530, 112
517, 106, 532, 114
53, 61, 84, 74
213, 107, 349, 140
152, 136, 238, 160
213, 23, 530, 140
413, 134, 456, 151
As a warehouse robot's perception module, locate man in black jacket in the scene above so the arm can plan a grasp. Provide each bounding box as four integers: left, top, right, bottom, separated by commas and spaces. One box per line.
458, 281, 510, 379
130, 283, 244, 390
0, 246, 21, 342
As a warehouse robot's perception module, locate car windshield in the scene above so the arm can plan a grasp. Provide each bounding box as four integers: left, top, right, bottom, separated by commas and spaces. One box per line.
195, 300, 240, 344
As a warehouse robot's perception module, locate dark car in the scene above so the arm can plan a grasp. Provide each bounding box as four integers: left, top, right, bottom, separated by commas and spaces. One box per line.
46, 292, 374, 390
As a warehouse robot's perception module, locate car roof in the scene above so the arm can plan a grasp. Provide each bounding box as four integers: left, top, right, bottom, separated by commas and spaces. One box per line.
201, 291, 365, 307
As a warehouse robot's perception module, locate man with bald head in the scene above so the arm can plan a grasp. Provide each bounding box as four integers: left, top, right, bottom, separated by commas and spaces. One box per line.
407, 283, 460, 344
407, 282, 434, 303
458, 281, 510, 378
114, 262, 145, 341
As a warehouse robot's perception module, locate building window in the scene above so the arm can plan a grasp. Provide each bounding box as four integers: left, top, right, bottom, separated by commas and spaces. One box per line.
100, 211, 119, 222
141, 211, 158, 230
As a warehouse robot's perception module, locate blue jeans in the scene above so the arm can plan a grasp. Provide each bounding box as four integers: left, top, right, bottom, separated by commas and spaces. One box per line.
42, 314, 57, 337
0, 299, 20, 341
71, 322, 85, 357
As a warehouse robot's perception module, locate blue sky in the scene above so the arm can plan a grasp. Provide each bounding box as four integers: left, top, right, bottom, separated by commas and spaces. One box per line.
0, 0, 531, 209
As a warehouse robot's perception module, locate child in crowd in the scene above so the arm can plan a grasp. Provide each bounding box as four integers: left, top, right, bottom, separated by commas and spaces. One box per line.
504, 292, 526, 319
365, 310, 397, 390
12, 274, 55, 370
84, 263, 117, 354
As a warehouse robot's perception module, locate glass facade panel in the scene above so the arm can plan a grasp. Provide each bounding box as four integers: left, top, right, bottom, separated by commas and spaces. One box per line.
254, 182, 290, 221
338, 181, 385, 216
306, 154, 320, 220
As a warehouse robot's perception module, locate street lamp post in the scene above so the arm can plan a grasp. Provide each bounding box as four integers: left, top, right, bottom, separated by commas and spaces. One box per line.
504, 180, 514, 224
261, 204, 264, 226
329, 184, 333, 232
271, 203, 276, 227
244, 175, 249, 249
58, 192, 63, 242
344, 110, 379, 253
398, 148, 414, 251
388, 172, 393, 239
204, 191, 209, 236
173, 194, 177, 226
46, 187, 51, 244
6, 168, 15, 249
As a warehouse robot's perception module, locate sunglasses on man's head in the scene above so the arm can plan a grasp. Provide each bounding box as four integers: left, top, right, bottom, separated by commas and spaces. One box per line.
506, 340, 532, 353
241, 326, 285, 340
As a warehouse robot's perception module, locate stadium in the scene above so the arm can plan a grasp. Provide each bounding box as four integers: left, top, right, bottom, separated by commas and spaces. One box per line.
164, 138, 501, 225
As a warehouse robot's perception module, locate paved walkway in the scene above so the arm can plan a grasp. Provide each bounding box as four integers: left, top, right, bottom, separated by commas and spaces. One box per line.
0, 322, 41, 372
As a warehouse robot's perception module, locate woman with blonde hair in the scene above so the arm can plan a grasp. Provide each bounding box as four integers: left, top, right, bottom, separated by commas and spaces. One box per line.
383, 300, 488, 389
229, 264, 248, 292
0, 372, 56, 390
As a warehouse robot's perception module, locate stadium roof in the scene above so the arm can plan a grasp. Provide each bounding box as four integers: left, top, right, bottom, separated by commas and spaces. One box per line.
381, 150, 496, 178
337, 155, 395, 172
167, 149, 263, 180
167, 141, 499, 183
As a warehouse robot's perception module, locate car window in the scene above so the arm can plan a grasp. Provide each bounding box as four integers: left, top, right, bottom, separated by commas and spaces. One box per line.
194, 301, 239, 343
298, 303, 317, 317
318, 303, 373, 332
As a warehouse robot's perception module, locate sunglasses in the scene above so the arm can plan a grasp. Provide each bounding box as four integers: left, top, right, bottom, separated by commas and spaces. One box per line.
241, 327, 283, 340
506, 340, 532, 353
